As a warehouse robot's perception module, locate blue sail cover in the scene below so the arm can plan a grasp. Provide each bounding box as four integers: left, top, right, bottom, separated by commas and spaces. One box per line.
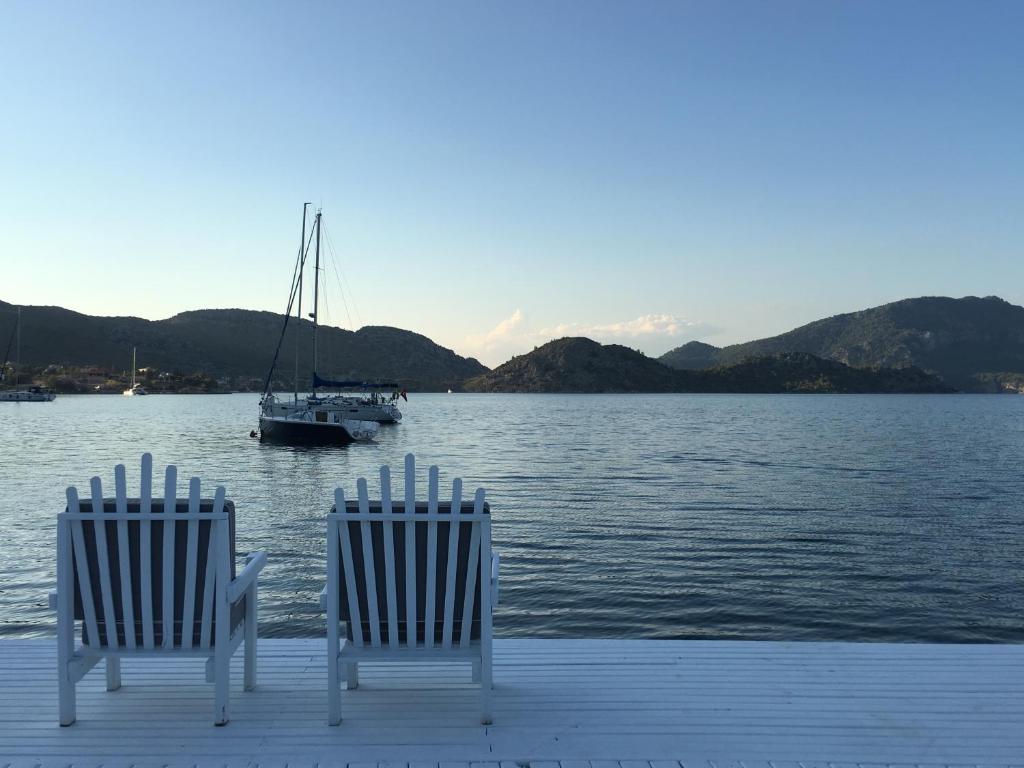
312, 372, 399, 390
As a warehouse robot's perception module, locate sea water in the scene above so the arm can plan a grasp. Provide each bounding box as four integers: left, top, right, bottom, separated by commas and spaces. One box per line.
1, 392, 1021, 641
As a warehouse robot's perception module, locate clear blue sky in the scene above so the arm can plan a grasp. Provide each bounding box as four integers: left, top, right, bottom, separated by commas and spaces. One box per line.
1, 1, 1021, 366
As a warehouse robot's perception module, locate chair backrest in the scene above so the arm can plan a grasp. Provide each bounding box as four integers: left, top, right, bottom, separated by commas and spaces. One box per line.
328, 453, 491, 650
58, 453, 236, 651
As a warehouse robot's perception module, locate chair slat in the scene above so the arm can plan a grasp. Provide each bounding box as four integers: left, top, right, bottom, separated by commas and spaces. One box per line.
62, 511, 226, 521
114, 463, 136, 649
140, 453, 153, 513
326, 503, 340, 713
139, 454, 155, 648
67, 486, 101, 649
380, 466, 399, 650
459, 487, 485, 648
404, 453, 416, 647
357, 478, 381, 647
424, 465, 439, 649
198, 487, 224, 649
211, 485, 225, 515
214, 489, 231, 655
161, 465, 177, 648
441, 478, 463, 649
88, 477, 119, 649
180, 477, 201, 650
56, 497, 74, 725
336, 488, 362, 647
479, 511, 494, 721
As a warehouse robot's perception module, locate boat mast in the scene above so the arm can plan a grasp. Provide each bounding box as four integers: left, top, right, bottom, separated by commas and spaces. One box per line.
15, 307, 20, 388
131, 347, 136, 389
294, 203, 309, 403
311, 210, 322, 390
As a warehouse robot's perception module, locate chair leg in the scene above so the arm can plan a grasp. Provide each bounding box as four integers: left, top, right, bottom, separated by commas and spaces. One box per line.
327, 654, 343, 726
58, 663, 76, 726
345, 662, 359, 690
56, 588, 76, 725
105, 657, 122, 691
244, 583, 258, 691
327, 612, 341, 725
480, 656, 493, 725
213, 648, 230, 726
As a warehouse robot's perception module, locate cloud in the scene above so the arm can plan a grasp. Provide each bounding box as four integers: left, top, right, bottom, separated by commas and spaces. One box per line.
462, 310, 714, 367
541, 314, 702, 341
486, 308, 524, 340
464, 308, 525, 353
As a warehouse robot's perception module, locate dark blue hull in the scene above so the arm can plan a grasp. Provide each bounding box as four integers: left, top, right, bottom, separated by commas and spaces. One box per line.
258, 416, 356, 446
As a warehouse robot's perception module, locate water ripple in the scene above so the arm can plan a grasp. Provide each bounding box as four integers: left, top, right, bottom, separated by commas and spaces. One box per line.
1, 392, 1022, 642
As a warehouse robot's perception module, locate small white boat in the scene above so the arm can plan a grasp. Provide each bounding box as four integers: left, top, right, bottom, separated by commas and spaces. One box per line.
123, 348, 148, 396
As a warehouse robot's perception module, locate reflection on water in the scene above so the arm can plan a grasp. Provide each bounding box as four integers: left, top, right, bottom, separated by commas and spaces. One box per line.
1, 392, 1022, 641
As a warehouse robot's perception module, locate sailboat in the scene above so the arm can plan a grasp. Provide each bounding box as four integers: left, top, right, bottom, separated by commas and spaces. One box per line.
257, 206, 379, 445
0, 307, 56, 402
122, 347, 148, 396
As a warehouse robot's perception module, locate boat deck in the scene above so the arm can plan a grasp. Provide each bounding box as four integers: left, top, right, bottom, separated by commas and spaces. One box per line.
1, 638, 1022, 767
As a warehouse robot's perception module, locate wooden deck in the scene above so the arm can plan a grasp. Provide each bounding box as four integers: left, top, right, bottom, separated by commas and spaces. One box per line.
1, 638, 1022, 767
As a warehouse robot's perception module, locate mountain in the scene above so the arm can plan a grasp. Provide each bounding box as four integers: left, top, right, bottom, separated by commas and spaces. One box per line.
689, 352, 953, 394
7, 294, 1018, 394
659, 296, 1024, 391
464, 337, 679, 393
463, 338, 952, 394
658, 340, 720, 370
0, 300, 487, 391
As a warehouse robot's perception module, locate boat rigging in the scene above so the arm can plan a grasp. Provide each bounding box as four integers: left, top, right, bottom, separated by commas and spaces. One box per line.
257, 206, 396, 445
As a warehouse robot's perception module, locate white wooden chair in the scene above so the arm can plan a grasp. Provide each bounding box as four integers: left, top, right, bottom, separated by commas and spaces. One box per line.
323, 453, 499, 725
52, 453, 267, 726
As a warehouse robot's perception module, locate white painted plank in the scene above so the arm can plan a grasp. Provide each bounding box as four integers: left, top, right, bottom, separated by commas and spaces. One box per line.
357, 477, 381, 647
404, 453, 417, 648
337, 488, 363, 648
212, 490, 231, 723
381, 465, 399, 650
180, 477, 201, 650
160, 464, 177, 649
425, 465, 439, 649
198, 486, 223, 650
88, 476, 118, 649
458, 504, 481, 650
441, 478, 463, 650
67, 487, 100, 648
476, 489, 492, 723
57, 489, 77, 724
138, 453, 155, 649
327, 499, 343, 723
113, 463, 136, 650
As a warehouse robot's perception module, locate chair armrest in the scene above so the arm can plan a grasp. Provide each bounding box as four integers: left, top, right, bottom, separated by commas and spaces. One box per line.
48, 591, 57, 611
491, 551, 500, 607
228, 550, 267, 604
319, 586, 328, 612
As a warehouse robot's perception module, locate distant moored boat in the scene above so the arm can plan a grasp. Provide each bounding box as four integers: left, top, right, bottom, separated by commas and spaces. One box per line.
0, 386, 55, 402
122, 347, 148, 396
1, 306, 56, 402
